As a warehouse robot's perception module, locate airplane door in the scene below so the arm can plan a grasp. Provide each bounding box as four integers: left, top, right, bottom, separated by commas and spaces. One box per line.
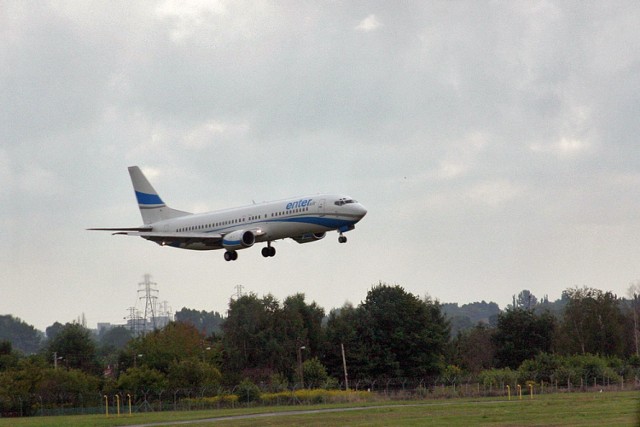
317, 199, 325, 216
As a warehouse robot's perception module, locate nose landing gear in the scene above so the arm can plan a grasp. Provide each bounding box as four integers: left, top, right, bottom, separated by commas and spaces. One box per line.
338, 234, 347, 243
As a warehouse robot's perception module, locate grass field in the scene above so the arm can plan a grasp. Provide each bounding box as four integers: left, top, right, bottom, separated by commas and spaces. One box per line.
1, 391, 638, 426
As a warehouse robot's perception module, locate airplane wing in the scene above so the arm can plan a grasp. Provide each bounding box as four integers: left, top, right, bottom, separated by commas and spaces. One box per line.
89, 227, 266, 250
113, 231, 224, 247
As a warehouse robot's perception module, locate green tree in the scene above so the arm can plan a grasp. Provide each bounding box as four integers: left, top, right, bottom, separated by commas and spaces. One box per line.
35, 368, 101, 408
117, 366, 167, 393
492, 308, 555, 369
324, 284, 449, 380
322, 303, 366, 382
167, 359, 221, 392
514, 290, 538, 310
222, 293, 282, 379
282, 293, 325, 357
0, 341, 20, 371
98, 326, 133, 376
302, 357, 329, 388
98, 326, 133, 350
122, 322, 205, 374
45, 322, 64, 342
46, 323, 100, 375
359, 284, 449, 378
450, 323, 495, 374
0, 356, 48, 415
0, 315, 42, 354
175, 308, 224, 335
222, 293, 326, 383
441, 301, 501, 333
558, 287, 629, 356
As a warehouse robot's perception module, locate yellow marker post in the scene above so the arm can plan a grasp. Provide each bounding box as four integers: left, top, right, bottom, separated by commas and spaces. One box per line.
517, 384, 522, 400
506, 384, 511, 400
128, 393, 132, 416
116, 394, 120, 416
104, 395, 109, 417
529, 383, 534, 399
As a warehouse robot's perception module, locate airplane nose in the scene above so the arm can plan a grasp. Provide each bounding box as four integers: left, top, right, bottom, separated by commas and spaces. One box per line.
355, 203, 367, 218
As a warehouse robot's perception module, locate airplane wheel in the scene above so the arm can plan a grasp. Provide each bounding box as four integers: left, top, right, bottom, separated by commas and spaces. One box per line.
224, 251, 238, 261
262, 246, 276, 257
338, 236, 347, 243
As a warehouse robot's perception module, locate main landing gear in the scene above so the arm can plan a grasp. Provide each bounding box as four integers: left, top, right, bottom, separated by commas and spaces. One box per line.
338, 234, 347, 244
224, 251, 238, 261
261, 242, 276, 258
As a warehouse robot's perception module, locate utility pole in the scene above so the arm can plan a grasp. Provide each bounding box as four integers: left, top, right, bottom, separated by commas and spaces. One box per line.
297, 345, 306, 389
341, 343, 349, 391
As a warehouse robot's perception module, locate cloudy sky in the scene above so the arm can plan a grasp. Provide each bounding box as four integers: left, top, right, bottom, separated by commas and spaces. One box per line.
2, 1, 640, 331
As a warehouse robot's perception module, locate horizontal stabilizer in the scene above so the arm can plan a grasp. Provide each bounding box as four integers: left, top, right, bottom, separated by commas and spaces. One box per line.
87, 227, 153, 232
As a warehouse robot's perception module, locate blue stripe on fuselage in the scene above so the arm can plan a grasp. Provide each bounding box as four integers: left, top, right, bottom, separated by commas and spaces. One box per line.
269, 216, 357, 229
135, 191, 164, 206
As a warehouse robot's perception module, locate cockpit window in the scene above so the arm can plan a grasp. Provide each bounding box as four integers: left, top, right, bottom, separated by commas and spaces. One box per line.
334, 198, 357, 206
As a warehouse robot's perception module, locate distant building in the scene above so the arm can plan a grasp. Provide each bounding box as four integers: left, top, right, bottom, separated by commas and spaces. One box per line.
96, 322, 115, 335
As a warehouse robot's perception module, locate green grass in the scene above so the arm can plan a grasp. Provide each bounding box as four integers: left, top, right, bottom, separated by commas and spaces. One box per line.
1, 391, 638, 426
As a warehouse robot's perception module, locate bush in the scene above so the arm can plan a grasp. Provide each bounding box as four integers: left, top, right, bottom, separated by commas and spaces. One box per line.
302, 357, 329, 388
518, 352, 560, 383
268, 373, 289, 392
478, 368, 518, 388
260, 389, 374, 405
236, 379, 260, 403
182, 394, 239, 408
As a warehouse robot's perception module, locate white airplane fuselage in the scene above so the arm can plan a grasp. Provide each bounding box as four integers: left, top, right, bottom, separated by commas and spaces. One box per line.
90, 166, 367, 261
155, 194, 366, 250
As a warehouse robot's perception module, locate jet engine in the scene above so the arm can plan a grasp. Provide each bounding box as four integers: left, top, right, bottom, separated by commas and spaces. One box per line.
292, 232, 326, 244
222, 230, 255, 250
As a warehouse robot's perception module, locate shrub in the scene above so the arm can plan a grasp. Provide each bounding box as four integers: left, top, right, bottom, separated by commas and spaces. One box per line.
236, 379, 260, 403
478, 368, 518, 388
302, 357, 329, 388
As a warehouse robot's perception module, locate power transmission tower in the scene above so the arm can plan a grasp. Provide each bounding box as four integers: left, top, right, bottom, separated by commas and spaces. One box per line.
232, 284, 245, 300
156, 300, 174, 328
138, 274, 159, 334
124, 306, 143, 336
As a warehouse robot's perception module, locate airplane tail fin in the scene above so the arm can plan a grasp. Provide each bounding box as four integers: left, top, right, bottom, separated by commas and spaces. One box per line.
128, 166, 191, 224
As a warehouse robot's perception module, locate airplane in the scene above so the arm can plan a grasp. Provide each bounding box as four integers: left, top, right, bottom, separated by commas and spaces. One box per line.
89, 166, 367, 261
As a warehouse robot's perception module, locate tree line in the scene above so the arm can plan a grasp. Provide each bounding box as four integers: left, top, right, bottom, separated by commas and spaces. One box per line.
1, 283, 639, 416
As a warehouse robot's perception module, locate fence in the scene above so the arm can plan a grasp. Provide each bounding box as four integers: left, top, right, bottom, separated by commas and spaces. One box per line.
2, 376, 639, 418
